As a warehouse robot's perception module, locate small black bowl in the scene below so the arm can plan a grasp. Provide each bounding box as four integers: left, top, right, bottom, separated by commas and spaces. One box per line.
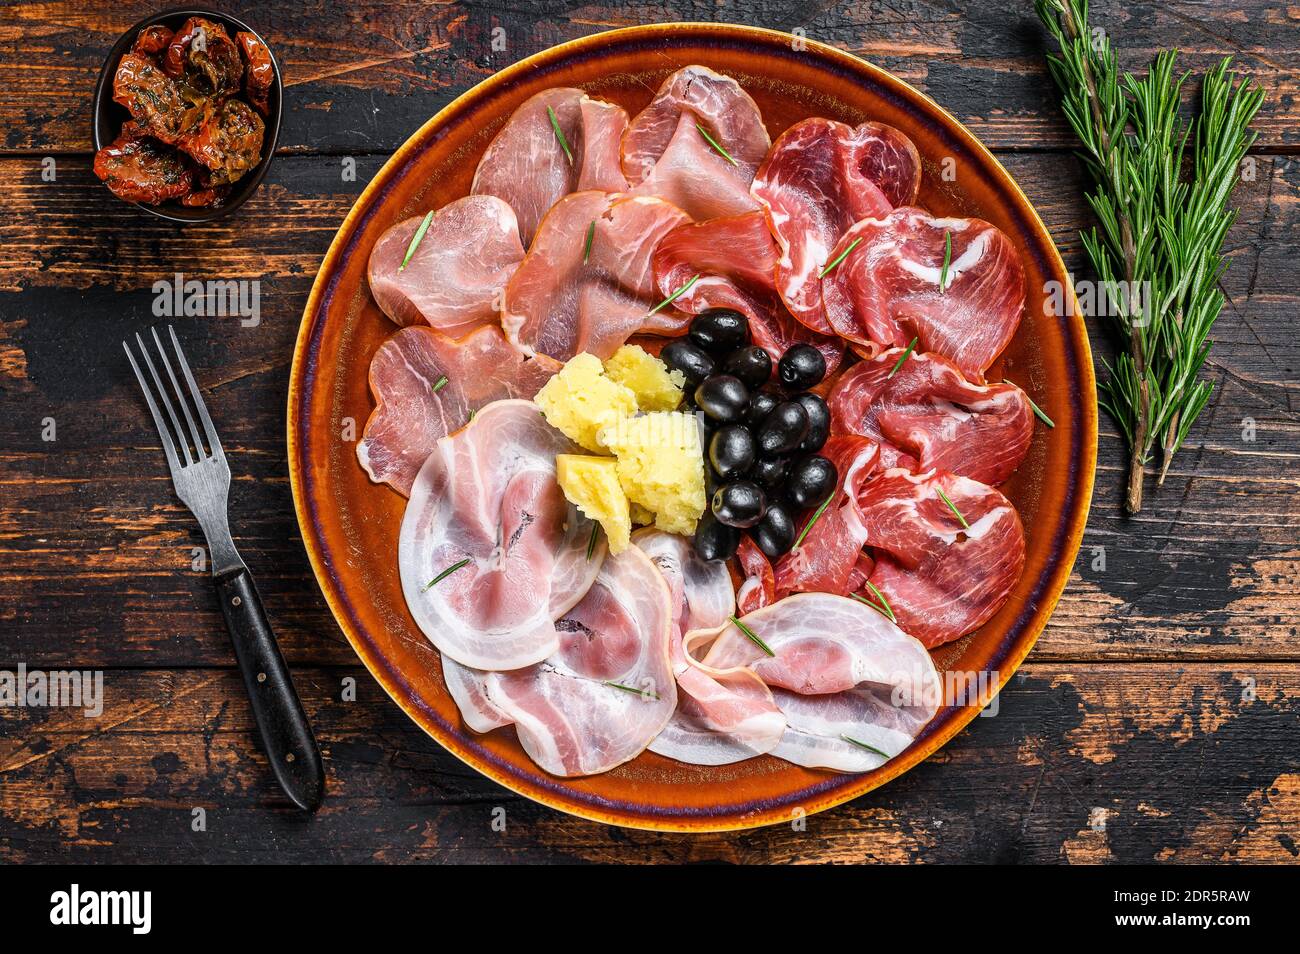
92, 7, 282, 223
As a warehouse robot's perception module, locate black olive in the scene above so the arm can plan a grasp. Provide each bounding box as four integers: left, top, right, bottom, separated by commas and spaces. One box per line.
661, 339, 715, 387
721, 346, 772, 390
712, 480, 767, 529
709, 425, 757, 480
786, 455, 839, 509
688, 309, 749, 356
747, 388, 781, 429
693, 512, 739, 562
794, 392, 831, 453
751, 455, 789, 491
694, 374, 749, 424
752, 501, 796, 558
778, 343, 827, 390
756, 400, 810, 457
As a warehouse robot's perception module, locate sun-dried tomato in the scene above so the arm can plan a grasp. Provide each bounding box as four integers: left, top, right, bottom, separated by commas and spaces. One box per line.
235, 31, 274, 116
92, 122, 194, 204
180, 98, 265, 185
162, 17, 243, 100
131, 24, 174, 57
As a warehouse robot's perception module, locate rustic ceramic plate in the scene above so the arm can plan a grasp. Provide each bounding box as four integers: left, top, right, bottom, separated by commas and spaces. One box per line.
288, 23, 1096, 832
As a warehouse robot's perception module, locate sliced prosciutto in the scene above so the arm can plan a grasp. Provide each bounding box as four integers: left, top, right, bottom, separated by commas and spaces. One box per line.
623, 65, 770, 221
821, 207, 1026, 382
357, 325, 560, 496
635, 530, 785, 766
829, 346, 1033, 485
702, 593, 940, 772
751, 118, 920, 334
399, 400, 603, 670
732, 535, 776, 615
367, 195, 525, 333
502, 191, 692, 361
471, 88, 629, 245
857, 468, 1025, 647
651, 211, 844, 374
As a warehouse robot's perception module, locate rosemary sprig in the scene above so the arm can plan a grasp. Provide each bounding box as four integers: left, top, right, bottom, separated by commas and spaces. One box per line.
605, 681, 660, 700
887, 337, 918, 378
586, 522, 598, 560
547, 105, 574, 164
851, 581, 897, 623
819, 236, 863, 278
648, 274, 699, 315
938, 230, 953, 293
695, 122, 738, 166
840, 735, 892, 759
936, 486, 970, 530
422, 557, 469, 591
399, 210, 434, 271
793, 492, 835, 549
1036, 0, 1263, 512
729, 615, 774, 657
582, 220, 595, 264
431, 375, 448, 393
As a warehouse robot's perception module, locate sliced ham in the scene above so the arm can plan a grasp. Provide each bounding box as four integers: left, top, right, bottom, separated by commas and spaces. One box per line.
366, 195, 525, 333
829, 346, 1034, 485
702, 593, 940, 772
471, 88, 629, 246
502, 191, 692, 360
821, 207, 1026, 382
623, 65, 770, 221
635, 530, 785, 766
732, 535, 776, 615
857, 468, 1026, 647
651, 211, 844, 374
399, 400, 603, 670
357, 325, 560, 496
751, 118, 920, 335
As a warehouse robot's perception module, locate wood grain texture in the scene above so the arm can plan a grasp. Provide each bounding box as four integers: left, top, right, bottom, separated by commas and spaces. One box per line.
0, 0, 1296, 862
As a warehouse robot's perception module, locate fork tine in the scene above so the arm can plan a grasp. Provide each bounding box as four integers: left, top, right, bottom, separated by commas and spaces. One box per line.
152, 325, 207, 459
136, 332, 193, 465
123, 339, 183, 476
168, 325, 225, 461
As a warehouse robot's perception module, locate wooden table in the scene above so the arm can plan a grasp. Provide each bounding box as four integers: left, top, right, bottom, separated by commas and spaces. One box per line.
1, 1, 1296, 864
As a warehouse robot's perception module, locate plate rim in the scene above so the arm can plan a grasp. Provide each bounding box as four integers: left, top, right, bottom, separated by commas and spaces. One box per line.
287, 21, 1097, 833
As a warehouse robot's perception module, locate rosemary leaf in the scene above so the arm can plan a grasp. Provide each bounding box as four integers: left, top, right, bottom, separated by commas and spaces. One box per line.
938, 230, 953, 292
605, 681, 660, 700
695, 122, 739, 166
1004, 377, 1055, 428
582, 220, 595, 264
793, 492, 835, 549
819, 236, 863, 278
887, 337, 918, 378
586, 522, 598, 560
398, 210, 434, 271
431, 375, 448, 394
851, 582, 897, 623
840, 735, 892, 759
648, 274, 699, 315
422, 557, 469, 591
936, 486, 970, 530
729, 615, 775, 657
547, 105, 574, 164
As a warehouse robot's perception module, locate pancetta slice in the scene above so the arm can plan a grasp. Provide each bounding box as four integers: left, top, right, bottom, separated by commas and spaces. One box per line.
821, 207, 1026, 382
829, 347, 1034, 485
503, 191, 693, 360
635, 530, 785, 766
482, 545, 677, 776
367, 195, 525, 333
399, 400, 603, 670
651, 211, 844, 374
623, 65, 770, 222
773, 435, 879, 597
357, 326, 560, 496
471, 88, 629, 245
751, 118, 920, 335
701, 593, 940, 772
856, 468, 1026, 647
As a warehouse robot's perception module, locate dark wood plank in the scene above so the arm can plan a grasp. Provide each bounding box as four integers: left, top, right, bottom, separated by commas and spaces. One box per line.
0, 1, 1295, 156
1, 664, 1295, 862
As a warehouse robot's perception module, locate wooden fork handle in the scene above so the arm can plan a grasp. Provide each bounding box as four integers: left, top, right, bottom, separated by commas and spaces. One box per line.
215, 568, 325, 812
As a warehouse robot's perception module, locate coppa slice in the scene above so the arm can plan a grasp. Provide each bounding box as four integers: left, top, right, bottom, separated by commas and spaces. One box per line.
635, 530, 785, 766
357, 326, 560, 496
829, 347, 1034, 485
652, 211, 844, 375
751, 118, 920, 334
471, 88, 630, 246
502, 191, 692, 361
702, 593, 940, 772
821, 207, 1026, 382
367, 196, 525, 333
856, 468, 1026, 647
623, 65, 770, 221
399, 400, 604, 670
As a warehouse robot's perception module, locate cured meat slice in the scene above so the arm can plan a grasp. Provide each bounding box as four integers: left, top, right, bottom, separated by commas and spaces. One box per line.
635, 530, 785, 766
623, 65, 770, 222
829, 347, 1034, 485
702, 593, 940, 772
367, 196, 525, 333
471, 88, 629, 245
482, 545, 676, 776
732, 535, 776, 615
503, 191, 692, 361
751, 118, 920, 334
857, 468, 1025, 647
651, 211, 844, 374
357, 326, 560, 496
773, 436, 879, 597
821, 207, 1026, 382
399, 400, 603, 670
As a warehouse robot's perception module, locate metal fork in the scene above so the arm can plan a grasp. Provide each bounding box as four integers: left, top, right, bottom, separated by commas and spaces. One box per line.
124, 326, 324, 812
